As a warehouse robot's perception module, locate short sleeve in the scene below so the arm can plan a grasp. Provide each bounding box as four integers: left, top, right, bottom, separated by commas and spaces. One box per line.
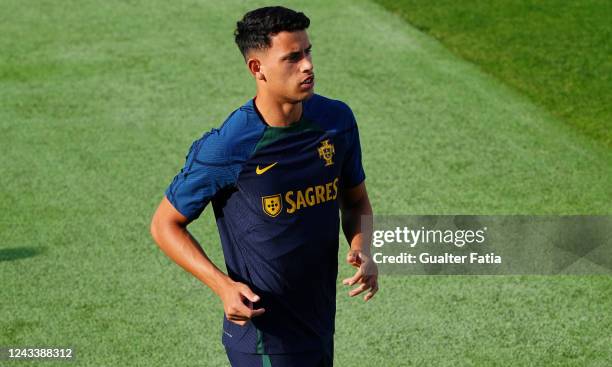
164, 133, 236, 221
341, 105, 366, 189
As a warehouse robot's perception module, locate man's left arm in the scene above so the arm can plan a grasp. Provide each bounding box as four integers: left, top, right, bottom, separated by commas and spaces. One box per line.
340, 181, 379, 301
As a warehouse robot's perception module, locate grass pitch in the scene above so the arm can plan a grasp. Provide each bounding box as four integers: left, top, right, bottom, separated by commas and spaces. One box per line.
1, 0, 610, 366
375, 0, 612, 147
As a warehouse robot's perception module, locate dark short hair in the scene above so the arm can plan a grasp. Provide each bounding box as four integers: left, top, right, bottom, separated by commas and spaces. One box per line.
234, 6, 310, 60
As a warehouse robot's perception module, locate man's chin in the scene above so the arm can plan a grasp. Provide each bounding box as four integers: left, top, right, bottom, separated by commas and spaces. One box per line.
281, 88, 315, 104
297, 89, 315, 102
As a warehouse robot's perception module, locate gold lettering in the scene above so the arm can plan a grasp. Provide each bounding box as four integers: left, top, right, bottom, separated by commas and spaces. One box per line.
305, 187, 315, 206
280, 177, 340, 215
315, 185, 326, 204
332, 177, 339, 199
296, 190, 306, 209
285, 191, 296, 214
325, 182, 333, 201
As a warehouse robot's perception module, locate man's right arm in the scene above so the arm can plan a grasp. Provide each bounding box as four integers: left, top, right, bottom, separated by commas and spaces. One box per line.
149, 196, 265, 325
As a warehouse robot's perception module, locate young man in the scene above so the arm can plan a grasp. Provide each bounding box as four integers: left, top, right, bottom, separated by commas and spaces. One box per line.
150, 6, 378, 367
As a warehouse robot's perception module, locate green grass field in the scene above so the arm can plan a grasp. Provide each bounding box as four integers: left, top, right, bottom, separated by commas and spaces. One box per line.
1, 0, 611, 366
374, 0, 612, 148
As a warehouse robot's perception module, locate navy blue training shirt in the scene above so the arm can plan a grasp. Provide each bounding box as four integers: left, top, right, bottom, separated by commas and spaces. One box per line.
164, 93, 366, 354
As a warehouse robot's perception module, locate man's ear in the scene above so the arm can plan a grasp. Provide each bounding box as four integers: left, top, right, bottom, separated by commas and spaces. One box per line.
247, 58, 266, 81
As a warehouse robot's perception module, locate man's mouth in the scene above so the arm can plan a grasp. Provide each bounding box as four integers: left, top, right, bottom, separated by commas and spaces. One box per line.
301, 75, 315, 85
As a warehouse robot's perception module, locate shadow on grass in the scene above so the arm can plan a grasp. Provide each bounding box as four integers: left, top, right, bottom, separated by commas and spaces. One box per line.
0, 247, 44, 262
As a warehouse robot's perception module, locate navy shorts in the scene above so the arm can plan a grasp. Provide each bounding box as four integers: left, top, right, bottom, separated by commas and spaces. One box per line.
225, 346, 333, 367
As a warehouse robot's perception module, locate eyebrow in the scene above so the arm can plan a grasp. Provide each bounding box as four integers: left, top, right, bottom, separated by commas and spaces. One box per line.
281, 44, 312, 60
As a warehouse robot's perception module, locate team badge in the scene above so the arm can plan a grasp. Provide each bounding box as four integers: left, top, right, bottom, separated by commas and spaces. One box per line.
318, 139, 335, 167
262, 194, 282, 217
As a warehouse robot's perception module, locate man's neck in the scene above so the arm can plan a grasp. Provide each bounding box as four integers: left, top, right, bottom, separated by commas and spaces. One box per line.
253, 92, 302, 128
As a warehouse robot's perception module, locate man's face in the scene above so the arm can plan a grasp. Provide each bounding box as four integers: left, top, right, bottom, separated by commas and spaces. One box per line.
250, 30, 314, 103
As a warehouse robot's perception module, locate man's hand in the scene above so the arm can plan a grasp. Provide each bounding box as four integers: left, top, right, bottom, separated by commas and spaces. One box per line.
150, 197, 265, 327
342, 249, 379, 301
219, 280, 266, 326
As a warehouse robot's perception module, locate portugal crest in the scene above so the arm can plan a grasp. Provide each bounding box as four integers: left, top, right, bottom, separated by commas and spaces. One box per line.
318, 139, 335, 167
262, 194, 282, 217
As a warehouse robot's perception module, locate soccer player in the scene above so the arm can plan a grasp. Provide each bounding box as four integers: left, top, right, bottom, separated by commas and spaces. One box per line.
150, 6, 378, 367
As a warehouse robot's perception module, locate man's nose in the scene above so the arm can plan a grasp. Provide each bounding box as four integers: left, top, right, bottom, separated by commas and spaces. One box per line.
300, 54, 313, 73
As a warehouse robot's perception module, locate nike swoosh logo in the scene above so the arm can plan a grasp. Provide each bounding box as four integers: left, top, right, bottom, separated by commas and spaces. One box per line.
256, 162, 278, 175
